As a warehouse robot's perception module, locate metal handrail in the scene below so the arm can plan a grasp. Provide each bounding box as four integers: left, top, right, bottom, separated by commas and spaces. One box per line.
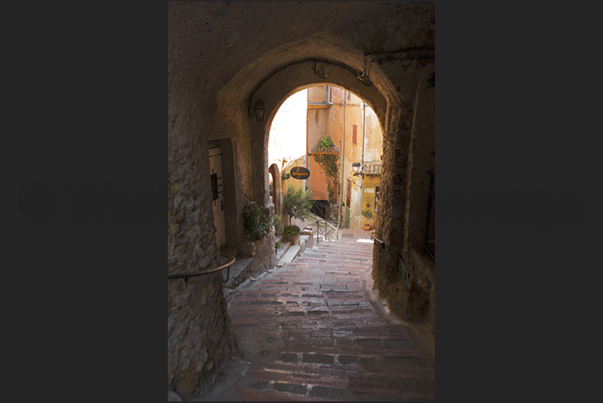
371, 234, 386, 251
310, 200, 340, 241
168, 255, 236, 282
311, 201, 339, 222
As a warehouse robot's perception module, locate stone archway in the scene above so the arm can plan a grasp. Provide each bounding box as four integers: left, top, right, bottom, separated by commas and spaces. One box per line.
268, 163, 281, 216
247, 60, 398, 209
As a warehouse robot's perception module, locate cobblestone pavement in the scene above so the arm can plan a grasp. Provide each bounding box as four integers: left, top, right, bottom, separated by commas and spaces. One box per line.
204, 233, 435, 401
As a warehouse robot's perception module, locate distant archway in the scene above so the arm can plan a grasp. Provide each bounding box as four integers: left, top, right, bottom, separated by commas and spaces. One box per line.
248, 60, 398, 208
268, 163, 281, 216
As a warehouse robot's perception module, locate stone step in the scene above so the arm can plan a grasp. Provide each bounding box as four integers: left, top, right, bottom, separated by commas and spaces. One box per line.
275, 241, 291, 261
280, 245, 301, 264
222, 255, 252, 289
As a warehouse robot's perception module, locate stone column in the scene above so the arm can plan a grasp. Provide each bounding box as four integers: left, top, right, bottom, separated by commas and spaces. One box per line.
370, 56, 425, 322
168, 5, 231, 398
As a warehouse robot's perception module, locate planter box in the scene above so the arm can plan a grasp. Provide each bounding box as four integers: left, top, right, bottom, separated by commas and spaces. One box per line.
300, 227, 314, 236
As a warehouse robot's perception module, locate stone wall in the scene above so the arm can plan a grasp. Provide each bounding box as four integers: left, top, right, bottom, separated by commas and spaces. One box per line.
372, 56, 435, 337
167, 118, 232, 398
167, 145, 232, 399
226, 230, 277, 290
403, 63, 435, 335
167, 274, 230, 398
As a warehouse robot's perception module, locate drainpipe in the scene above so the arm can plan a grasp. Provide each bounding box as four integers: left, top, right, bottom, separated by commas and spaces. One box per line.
339, 90, 346, 226
361, 101, 366, 187
359, 101, 366, 217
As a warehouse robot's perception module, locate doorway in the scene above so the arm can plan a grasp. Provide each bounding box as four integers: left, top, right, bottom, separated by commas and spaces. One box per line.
209, 142, 226, 248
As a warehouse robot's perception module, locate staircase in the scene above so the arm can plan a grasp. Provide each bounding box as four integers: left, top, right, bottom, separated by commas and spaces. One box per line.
274, 232, 312, 266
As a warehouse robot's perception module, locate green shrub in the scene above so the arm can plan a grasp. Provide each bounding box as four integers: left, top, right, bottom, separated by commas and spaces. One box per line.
243, 202, 271, 241
275, 241, 282, 250
283, 187, 313, 221
272, 214, 284, 235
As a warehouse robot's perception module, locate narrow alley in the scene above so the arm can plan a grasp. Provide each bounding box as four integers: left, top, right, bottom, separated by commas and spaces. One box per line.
199, 230, 435, 401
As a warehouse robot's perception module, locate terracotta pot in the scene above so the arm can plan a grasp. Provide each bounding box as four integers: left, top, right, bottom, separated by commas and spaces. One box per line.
364, 224, 371, 231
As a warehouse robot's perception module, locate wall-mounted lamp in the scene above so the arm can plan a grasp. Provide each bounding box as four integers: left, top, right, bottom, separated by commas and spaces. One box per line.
253, 100, 266, 121
352, 162, 364, 179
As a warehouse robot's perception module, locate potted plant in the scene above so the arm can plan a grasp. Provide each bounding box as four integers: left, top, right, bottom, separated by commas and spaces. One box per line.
283, 225, 301, 245
361, 208, 374, 231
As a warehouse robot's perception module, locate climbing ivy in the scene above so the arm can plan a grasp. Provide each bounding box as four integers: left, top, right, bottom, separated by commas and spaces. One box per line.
311, 134, 339, 203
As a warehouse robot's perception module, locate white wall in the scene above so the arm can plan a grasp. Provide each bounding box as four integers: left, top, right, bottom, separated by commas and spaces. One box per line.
268, 89, 307, 171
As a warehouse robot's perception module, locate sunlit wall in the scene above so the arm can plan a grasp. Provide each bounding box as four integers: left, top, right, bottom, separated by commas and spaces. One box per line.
268, 89, 307, 173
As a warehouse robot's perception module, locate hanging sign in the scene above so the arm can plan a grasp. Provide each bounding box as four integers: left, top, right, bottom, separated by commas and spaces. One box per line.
290, 166, 310, 180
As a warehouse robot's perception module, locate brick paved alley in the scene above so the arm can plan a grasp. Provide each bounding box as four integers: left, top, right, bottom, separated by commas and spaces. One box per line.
202, 231, 435, 401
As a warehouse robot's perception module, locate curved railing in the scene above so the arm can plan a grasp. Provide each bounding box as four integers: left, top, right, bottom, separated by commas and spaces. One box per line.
167, 255, 236, 283
371, 234, 386, 251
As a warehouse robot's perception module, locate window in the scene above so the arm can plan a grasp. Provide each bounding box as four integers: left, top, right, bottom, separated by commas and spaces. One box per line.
211, 173, 219, 201
352, 125, 357, 145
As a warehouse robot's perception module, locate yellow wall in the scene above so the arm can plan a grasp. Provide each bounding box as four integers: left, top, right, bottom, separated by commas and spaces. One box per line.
282, 156, 306, 195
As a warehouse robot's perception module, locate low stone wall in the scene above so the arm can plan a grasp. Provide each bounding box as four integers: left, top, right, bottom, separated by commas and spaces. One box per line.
226, 231, 276, 289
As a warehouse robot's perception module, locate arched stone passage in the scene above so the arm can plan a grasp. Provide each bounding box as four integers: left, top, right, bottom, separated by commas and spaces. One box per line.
168, 2, 435, 399
205, 16, 435, 347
